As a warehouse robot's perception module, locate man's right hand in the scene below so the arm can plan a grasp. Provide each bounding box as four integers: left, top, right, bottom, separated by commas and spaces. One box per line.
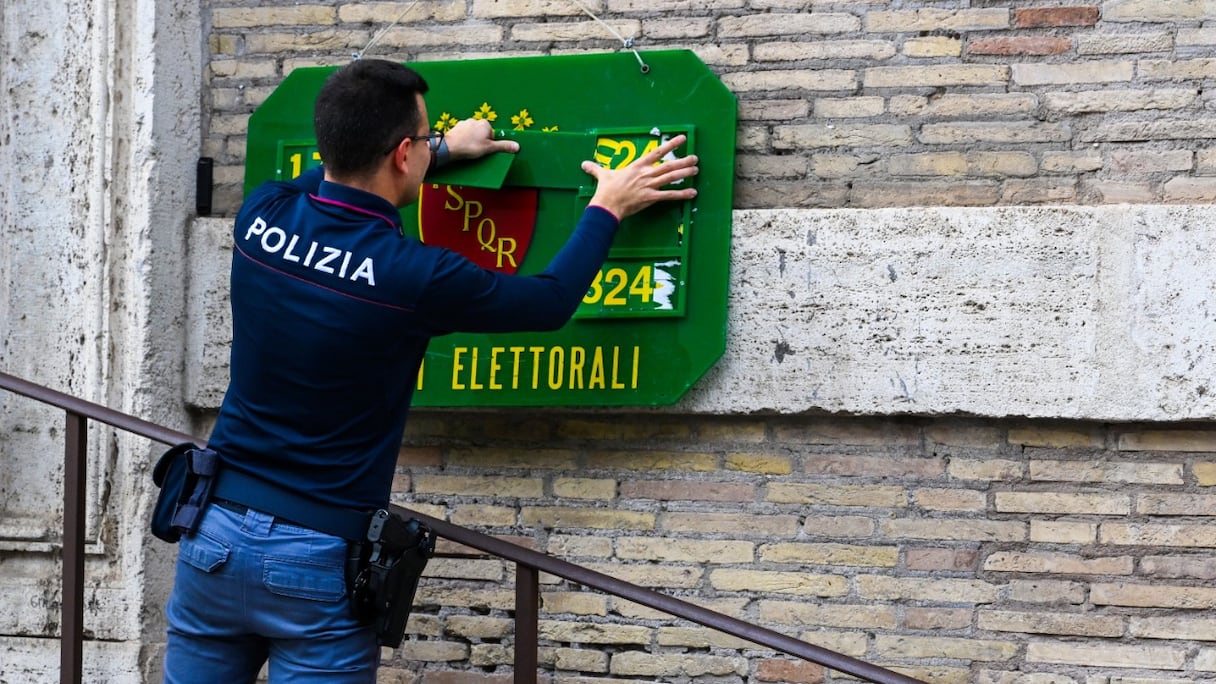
445, 118, 520, 160
581, 134, 699, 221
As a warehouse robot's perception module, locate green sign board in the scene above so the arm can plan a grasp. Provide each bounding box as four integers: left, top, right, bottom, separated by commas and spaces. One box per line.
245, 50, 736, 406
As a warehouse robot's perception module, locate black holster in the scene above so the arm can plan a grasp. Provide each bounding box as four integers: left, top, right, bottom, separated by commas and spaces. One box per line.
347, 509, 435, 647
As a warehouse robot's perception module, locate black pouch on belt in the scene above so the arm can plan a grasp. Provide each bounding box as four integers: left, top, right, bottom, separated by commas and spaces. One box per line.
150, 443, 219, 543
348, 509, 436, 647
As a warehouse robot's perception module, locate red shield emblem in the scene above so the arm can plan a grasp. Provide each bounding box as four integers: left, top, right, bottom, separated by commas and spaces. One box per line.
418, 184, 539, 274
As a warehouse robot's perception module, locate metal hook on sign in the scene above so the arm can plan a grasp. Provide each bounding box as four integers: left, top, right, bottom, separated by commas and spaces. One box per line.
622, 38, 651, 73
570, 0, 651, 74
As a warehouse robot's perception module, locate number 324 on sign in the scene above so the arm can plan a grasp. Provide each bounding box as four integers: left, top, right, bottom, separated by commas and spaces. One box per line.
577, 259, 684, 318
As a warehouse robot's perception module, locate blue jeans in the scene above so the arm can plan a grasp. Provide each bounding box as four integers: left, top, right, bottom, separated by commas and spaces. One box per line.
163, 504, 379, 683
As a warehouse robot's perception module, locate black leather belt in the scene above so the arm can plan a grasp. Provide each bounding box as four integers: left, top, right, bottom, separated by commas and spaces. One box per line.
212, 498, 310, 530
211, 466, 374, 541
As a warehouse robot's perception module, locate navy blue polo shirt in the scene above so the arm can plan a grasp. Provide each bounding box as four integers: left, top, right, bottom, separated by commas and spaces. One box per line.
208, 167, 618, 512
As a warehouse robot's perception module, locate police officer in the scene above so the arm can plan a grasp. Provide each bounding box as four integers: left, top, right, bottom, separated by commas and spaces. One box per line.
162, 58, 698, 683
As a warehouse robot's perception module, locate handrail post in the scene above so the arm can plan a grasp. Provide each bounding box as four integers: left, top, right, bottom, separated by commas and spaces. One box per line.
61, 411, 87, 684
514, 563, 539, 684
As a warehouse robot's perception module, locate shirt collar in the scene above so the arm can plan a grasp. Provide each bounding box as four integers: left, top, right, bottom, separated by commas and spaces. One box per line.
313, 179, 404, 233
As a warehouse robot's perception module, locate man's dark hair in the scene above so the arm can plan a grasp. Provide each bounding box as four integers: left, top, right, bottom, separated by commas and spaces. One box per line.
313, 59, 429, 177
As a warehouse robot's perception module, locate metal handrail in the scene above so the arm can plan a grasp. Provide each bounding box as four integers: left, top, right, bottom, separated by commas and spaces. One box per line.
0, 369, 926, 684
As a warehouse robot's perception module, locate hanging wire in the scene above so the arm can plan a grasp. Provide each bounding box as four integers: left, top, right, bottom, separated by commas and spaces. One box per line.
567, 0, 650, 73
353, 0, 649, 73
354, 0, 421, 60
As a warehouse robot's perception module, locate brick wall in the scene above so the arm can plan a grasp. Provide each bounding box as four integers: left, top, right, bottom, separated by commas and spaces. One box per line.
203, 1, 1216, 214
202, 2, 1216, 682
354, 412, 1216, 683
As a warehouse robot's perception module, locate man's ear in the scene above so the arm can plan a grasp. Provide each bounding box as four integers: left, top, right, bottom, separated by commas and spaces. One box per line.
386, 140, 408, 172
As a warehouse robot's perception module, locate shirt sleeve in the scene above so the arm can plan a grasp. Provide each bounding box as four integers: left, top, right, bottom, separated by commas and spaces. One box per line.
414, 205, 619, 333
288, 166, 326, 193
241, 166, 324, 210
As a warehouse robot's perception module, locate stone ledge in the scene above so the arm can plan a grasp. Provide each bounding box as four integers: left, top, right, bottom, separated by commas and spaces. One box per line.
188, 204, 1216, 422
0, 637, 142, 683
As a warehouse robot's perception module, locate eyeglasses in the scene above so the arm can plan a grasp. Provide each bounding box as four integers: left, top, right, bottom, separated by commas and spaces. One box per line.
383, 130, 444, 156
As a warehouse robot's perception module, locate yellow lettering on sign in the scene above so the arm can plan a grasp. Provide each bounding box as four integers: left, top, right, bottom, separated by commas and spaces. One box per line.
509, 346, 525, 390
444, 345, 642, 392
583, 264, 659, 309
288, 150, 322, 179
610, 347, 625, 390
569, 347, 586, 389
529, 346, 545, 389
548, 347, 565, 390
496, 237, 518, 269
489, 347, 505, 390
594, 137, 661, 170
589, 347, 606, 389
451, 347, 468, 390
630, 266, 655, 302
468, 347, 484, 390
441, 186, 518, 269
